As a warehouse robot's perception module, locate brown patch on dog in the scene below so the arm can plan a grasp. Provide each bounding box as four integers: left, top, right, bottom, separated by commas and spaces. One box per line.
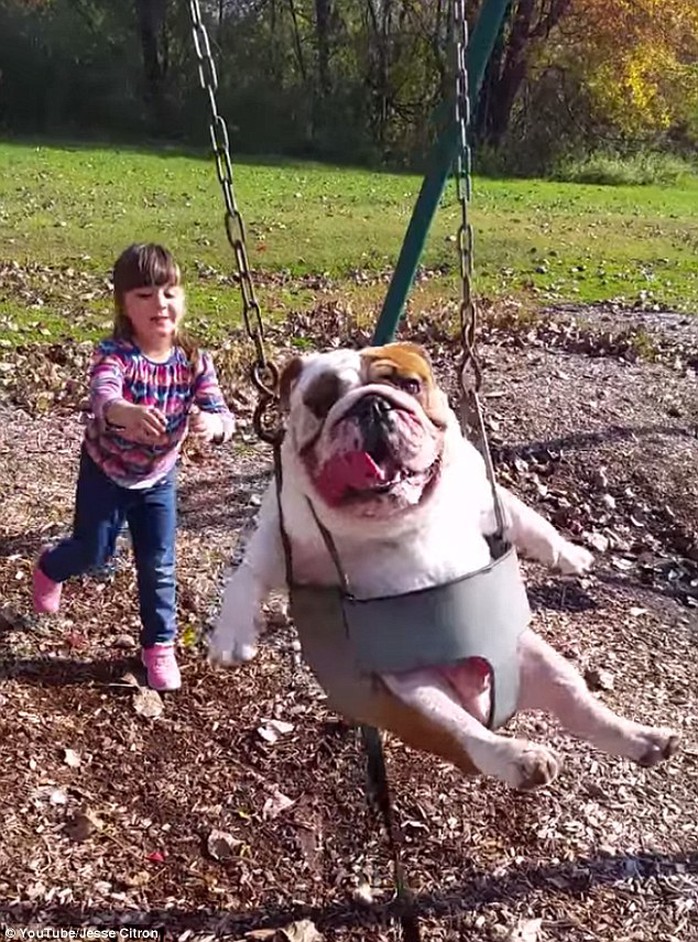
302, 371, 345, 419
361, 341, 449, 427
361, 342, 434, 386
279, 356, 305, 411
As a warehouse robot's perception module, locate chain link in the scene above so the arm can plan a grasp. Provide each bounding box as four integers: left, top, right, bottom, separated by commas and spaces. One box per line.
453, 0, 482, 396
452, 0, 507, 535
188, 0, 282, 444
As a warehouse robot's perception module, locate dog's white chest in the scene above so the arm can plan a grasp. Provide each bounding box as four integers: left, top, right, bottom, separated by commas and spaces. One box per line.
286, 492, 492, 595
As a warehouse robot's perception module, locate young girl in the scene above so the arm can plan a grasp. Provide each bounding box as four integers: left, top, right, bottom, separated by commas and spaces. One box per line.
33, 243, 235, 692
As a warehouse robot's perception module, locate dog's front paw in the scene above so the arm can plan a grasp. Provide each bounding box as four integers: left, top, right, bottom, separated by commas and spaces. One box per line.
635, 726, 681, 768
207, 621, 258, 666
495, 740, 560, 791
557, 542, 594, 576
510, 743, 560, 791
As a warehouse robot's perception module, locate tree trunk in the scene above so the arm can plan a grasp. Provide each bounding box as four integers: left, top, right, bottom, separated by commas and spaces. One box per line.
134, 0, 168, 103
365, 0, 393, 149
287, 0, 308, 83
476, 0, 572, 148
314, 0, 332, 97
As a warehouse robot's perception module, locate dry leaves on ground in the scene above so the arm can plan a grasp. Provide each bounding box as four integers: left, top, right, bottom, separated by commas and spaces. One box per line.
0, 301, 696, 940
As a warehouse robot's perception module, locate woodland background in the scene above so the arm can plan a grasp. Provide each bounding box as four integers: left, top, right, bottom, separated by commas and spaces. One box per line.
1, 0, 697, 176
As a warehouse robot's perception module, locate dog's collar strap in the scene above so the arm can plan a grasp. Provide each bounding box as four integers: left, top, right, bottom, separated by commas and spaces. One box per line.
273, 443, 296, 590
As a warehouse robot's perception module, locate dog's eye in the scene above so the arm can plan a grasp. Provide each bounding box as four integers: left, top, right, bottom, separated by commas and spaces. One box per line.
397, 376, 422, 396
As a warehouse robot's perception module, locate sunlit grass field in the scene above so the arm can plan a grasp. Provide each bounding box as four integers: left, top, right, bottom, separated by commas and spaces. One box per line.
1, 139, 696, 345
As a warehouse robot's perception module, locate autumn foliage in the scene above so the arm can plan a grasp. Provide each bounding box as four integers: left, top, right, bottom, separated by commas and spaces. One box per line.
0, 0, 696, 167
561, 0, 698, 136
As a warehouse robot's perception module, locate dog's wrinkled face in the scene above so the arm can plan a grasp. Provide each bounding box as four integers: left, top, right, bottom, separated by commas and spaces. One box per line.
281, 343, 451, 517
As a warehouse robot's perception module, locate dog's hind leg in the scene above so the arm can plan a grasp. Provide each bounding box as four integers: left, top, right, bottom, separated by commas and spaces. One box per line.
518, 631, 680, 767
382, 669, 559, 790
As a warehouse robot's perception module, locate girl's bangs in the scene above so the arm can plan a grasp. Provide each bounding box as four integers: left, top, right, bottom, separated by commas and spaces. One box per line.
114, 244, 181, 296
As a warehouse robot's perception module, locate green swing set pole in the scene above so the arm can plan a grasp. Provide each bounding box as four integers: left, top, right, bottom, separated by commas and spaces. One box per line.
372, 0, 511, 345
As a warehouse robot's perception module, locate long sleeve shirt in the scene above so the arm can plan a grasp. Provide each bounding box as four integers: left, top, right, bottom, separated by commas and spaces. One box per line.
84, 338, 235, 488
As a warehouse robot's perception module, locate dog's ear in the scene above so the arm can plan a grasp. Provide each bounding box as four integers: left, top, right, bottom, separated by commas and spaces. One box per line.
279, 356, 305, 411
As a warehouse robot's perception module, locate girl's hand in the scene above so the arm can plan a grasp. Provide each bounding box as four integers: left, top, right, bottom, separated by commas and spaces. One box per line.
188, 405, 223, 443
104, 400, 168, 443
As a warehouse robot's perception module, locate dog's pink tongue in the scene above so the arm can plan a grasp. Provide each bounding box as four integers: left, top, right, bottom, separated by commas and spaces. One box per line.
316, 451, 386, 504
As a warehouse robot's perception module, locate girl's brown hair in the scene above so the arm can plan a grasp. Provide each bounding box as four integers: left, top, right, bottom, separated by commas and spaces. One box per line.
112, 243, 199, 368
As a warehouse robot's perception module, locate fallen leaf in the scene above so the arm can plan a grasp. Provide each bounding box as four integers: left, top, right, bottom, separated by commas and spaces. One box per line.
112, 635, 136, 650
64, 809, 103, 842
207, 828, 241, 860
257, 718, 295, 744
279, 921, 323, 942
180, 623, 199, 649
146, 850, 166, 864
352, 882, 375, 905
245, 919, 324, 942
584, 531, 609, 553
267, 719, 295, 735
584, 668, 615, 692
506, 917, 543, 942
611, 557, 634, 571
262, 788, 295, 820
27, 882, 47, 901
133, 688, 164, 719
120, 871, 151, 888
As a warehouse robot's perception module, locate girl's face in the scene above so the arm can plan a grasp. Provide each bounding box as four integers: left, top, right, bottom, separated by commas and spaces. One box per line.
121, 283, 184, 347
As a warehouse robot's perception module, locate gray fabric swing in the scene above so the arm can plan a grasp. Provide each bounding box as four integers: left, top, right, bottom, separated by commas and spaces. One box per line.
277, 448, 531, 734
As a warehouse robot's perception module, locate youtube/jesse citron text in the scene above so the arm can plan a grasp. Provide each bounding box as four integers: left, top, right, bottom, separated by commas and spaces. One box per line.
3, 930, 162, 940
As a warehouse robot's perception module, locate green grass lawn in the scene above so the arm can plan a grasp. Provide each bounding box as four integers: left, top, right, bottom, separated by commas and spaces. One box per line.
1, 139, 697, 345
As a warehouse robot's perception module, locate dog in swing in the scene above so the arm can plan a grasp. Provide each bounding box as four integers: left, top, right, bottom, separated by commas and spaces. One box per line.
209, 341, 680, 790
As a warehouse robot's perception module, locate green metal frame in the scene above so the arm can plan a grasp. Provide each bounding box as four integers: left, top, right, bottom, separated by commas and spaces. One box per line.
372, 0, 511, 346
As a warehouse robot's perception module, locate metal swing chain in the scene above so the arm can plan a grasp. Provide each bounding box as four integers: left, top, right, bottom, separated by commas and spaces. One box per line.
453, 0, 507, 537
187, 0, 283, 445
453, 0, 481, 396
361, 12, 495, 942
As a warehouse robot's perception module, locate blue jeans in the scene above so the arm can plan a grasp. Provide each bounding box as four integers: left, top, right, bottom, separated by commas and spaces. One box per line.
41, 447, 177, 647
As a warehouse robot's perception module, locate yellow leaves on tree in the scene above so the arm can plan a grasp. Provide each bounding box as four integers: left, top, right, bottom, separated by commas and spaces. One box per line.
564, 0, 698, 134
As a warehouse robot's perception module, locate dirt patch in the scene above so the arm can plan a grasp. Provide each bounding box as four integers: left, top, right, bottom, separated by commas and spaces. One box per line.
1, 305, 696, 941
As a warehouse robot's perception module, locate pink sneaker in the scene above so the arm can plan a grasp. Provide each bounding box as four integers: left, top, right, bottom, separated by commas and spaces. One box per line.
33, 553, 62, 614
141, 643, 181, 692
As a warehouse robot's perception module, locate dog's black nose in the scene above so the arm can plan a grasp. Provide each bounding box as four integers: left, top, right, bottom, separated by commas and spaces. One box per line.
346, 394, 393, 461
347, 393, 393, 426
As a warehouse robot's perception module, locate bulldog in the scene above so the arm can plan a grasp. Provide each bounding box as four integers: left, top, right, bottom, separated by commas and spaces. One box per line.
210, 342, 679, 790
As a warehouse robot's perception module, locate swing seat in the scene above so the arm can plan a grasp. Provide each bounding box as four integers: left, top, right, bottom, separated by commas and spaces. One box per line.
290, 541, 530, 732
